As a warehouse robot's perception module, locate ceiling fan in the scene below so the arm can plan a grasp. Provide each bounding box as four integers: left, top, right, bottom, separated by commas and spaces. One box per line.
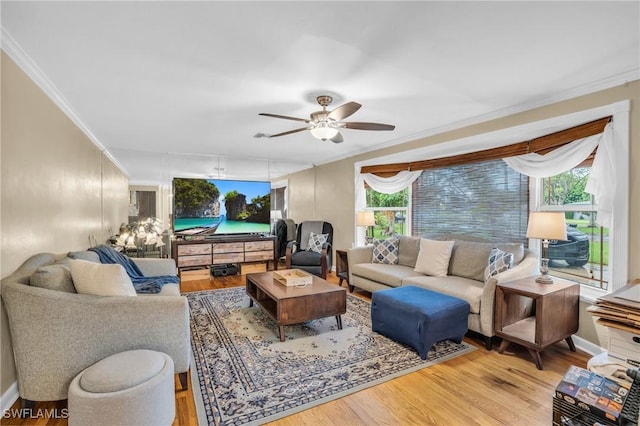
258, 95, 395, 143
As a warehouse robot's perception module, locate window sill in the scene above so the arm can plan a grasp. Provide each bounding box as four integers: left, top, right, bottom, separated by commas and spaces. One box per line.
549, 272, 608, 303
578, 284, 608, 304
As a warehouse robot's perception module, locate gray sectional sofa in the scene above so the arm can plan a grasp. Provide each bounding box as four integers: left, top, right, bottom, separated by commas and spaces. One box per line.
347, 235, 538, 348
1, 250, 190, 405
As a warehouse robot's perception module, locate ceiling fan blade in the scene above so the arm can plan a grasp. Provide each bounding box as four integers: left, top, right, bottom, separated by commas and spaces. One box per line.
342, 122, 395, 131
259, 113, 310, 123
328, 102, 361, 121
330, 132, 344, 144
269, 127, 312, 138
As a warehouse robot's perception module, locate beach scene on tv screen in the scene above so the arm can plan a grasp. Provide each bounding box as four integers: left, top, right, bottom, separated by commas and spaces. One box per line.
173, 178, 270, 236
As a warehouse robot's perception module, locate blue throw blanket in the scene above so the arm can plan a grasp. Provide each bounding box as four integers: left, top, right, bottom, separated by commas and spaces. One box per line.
89, 245, 179, 294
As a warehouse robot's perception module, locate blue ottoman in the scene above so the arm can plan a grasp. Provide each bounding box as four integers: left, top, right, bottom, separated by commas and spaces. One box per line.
371, 286, 470, 359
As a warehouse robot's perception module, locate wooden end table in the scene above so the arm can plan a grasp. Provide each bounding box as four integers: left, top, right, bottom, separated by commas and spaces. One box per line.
495, 276, 579, 370
335, 249, 349, 288
245, 271, 347, 342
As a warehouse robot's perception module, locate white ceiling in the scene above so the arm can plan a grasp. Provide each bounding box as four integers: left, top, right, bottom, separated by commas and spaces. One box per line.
2, 1, 639, 185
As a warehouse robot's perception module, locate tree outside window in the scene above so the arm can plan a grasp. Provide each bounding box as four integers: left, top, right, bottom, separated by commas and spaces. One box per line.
365, 188, 409, 239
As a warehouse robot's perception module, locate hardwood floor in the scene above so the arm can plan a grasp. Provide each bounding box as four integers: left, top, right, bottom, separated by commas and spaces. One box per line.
5, 270, 589, 425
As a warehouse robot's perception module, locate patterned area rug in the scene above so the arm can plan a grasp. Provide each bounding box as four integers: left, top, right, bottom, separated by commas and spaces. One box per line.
187, 287, 475, 426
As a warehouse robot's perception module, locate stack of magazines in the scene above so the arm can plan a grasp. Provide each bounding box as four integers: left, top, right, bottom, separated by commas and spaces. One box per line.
587, 280, 640, 367
588, 280, 640, 330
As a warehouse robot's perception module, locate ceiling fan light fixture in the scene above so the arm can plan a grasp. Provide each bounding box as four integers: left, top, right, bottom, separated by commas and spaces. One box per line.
310, 124, 338, 141
260, 94, 394, 141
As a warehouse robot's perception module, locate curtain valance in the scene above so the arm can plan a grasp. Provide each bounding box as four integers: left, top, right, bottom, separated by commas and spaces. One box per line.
503, 133, 601, 178
360, 117, 610, 176
363, 170, 422, 193
503, 123, 613, 227
355, 119, 614, 228
355, 170, 421, 213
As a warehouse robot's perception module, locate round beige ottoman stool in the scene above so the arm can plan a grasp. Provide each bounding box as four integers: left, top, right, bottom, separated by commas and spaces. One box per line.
68, 349, 175, 426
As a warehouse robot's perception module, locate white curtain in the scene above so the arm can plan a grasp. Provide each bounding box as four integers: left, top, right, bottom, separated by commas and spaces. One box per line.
503, 133, 601, 178
353, 170, 421, 246
355, 170, 421, 212
585, 123, 615, 227
365, 171, 422, 192
503, 123, 613, 227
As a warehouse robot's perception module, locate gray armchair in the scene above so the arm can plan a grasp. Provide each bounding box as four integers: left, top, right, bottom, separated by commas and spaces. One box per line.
0, 252, 190, 406
285, 221, 333, 279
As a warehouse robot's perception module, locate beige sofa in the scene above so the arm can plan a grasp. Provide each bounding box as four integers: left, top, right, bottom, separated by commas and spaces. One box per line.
1, 251, 190, 406
347, 235, 538, 348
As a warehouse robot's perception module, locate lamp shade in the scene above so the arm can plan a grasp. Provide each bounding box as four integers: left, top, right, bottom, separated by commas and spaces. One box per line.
526, 212, 567, 241
356, 210, 375, 227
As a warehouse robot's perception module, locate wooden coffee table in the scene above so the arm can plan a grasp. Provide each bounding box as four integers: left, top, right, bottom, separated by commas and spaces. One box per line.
245, 270, 347, 342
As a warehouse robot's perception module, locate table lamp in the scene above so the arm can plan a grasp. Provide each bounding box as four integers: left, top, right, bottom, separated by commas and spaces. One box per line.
356, 210, 375, 245
526, 212, 568, 284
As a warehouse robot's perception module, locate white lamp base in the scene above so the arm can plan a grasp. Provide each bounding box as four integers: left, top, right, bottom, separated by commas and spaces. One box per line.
535, 274, 555, 284
536, 256, 554, 284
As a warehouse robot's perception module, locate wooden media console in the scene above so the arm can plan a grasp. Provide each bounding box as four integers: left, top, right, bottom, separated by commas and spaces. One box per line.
171, 235, 276, 275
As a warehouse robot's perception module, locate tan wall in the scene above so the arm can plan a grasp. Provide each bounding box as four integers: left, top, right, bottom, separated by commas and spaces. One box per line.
0, 52, 128, 397
283, 164, 357, 255
284, 80, 639, 349
102, 157, 130, 241
286, 167, 318, 221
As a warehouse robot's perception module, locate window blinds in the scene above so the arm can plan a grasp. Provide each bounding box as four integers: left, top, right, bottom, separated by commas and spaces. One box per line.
411, 159, 529, 243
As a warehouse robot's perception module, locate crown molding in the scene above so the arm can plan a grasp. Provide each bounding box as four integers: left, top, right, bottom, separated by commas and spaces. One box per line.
1, 28, 129, 177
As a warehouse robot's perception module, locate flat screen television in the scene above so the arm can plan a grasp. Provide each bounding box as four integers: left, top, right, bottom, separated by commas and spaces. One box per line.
172, 177, 271, 237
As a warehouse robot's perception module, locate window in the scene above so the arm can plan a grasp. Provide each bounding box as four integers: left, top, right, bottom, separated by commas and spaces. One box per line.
357, 102, 629, 292
537, 167, 608, 289
270, 180, 288, 219
411, 159, 528, 243
365, 187, 409, 239
271, 186, 287, 218
407, 160, 607, 289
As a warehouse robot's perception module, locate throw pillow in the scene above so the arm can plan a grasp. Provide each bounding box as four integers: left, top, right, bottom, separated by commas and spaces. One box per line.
30, 264, 77, 293
494, 243, 524, 264
372, 237, 399, 264
307, 232, 328, 253
413, 238, 455, 277
397, 236, 421, 267
447, 241, 494, 281
70, 259, 136, 297
484, 248, 514, 281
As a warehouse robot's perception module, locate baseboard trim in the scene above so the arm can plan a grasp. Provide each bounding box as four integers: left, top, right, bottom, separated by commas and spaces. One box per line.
572, 335, 606, 358
1, 381, 19, 414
